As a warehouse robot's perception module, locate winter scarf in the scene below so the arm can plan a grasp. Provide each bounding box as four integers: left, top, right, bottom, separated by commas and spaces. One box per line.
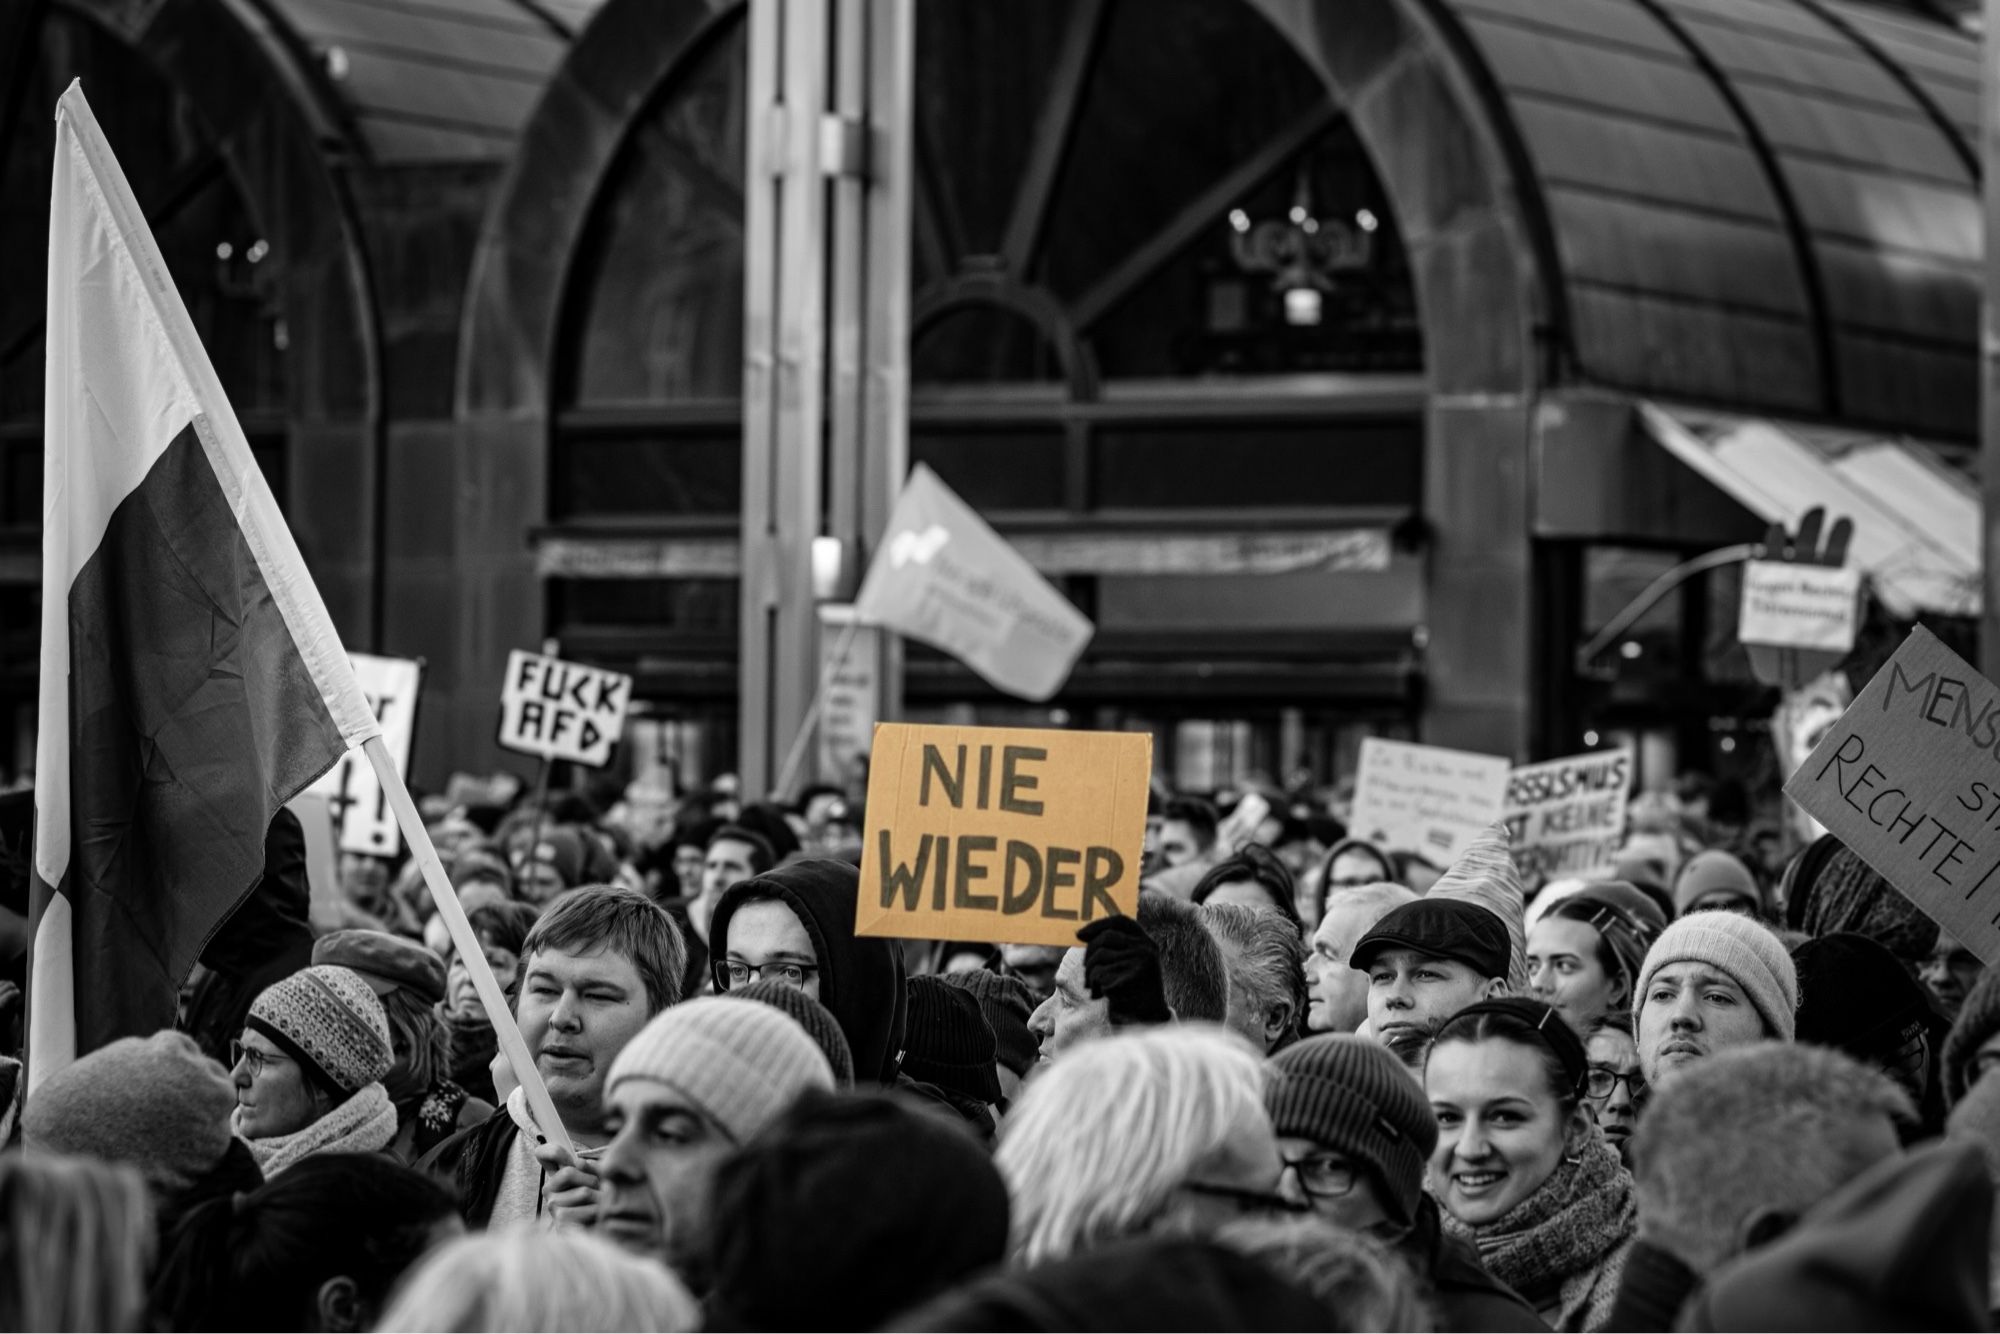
233, 1081, 397, 1178
1442, 1130, 1636, 1332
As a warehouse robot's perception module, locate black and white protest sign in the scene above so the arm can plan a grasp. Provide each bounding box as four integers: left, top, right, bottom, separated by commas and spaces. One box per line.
499, 650, 633, 767
307, 652, 422, 856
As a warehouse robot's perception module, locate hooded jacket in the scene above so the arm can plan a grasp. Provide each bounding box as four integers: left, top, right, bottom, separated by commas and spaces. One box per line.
1678, 1140, 1992, 1331
710, 860, 908, 1086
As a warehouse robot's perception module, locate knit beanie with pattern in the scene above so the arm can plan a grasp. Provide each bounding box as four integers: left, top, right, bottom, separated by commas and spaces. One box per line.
902, 975, 1003, 1105
1634, 912, 1799, 1042
608, 997, 834, 1143
1265, 1034, 1436, 1229
246, 965, 393, 1098
22, 1030, 236, 1193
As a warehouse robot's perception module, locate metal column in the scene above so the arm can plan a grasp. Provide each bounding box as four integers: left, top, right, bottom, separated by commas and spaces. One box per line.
740, 0, 912, 797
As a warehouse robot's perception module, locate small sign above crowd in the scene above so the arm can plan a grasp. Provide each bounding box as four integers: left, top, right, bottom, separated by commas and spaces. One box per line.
1348, 738, 1510, 864
498, 650, 634, 768
1504, 747, 1635, 882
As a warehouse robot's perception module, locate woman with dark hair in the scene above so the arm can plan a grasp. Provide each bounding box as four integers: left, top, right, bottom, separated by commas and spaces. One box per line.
1189, 844, 1303, 932
1583, 1014, 1646, 1167
152, 1153, 458, 1333
1526, 883, 1666, 1035
1426, 997, 1636, 1332
1303, 837, 1399, 928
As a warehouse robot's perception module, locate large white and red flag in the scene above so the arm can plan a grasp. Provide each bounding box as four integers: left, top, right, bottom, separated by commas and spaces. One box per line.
854, 464, 1093, 701
30, 83, 379, 1087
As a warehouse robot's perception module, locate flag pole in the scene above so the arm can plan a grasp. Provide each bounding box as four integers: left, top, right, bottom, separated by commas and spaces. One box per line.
362, 735, 574, 1155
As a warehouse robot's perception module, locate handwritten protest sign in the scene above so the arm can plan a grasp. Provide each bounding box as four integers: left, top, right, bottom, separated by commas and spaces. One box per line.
817, 605, 878, 782
1504, 747, 1633, 882
306, 652, 422, 856
498, 650, 633, 767
1739, 561, 1861, 652
858, 722, 1151, 947
1785, 626, 2000, 966
1350, 739, 1510, 864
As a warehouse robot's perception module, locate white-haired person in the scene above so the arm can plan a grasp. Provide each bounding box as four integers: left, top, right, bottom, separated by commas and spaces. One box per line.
374, 1230, 700, 1333
995, 1025, 1295, 1265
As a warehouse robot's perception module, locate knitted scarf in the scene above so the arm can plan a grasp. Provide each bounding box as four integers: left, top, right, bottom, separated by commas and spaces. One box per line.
234, 1081, 397, 1178
1441, 1131, 1636, 1332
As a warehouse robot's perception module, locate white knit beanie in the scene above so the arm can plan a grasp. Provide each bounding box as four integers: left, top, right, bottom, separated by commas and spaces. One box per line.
1634, 912, 1799, 1042
607, 998, 833, 1143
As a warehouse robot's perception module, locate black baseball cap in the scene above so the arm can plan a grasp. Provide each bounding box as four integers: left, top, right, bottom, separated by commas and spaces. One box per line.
1350, 899, 1511, 980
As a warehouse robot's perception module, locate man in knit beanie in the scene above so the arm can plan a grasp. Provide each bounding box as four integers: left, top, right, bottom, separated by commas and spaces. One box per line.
595, 997, 833, 1277
1265, 1034, 1541, 1331
1634, 911, 1798, 1086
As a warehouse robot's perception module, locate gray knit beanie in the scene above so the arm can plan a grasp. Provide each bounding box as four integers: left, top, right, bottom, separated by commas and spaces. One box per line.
22, 1031, 235, 1193
1635, 912, 1799, 1042
608, 997, 834, 1143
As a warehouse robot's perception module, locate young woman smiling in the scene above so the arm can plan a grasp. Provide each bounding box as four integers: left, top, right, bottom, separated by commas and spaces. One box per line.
1425, 998, 1636, 1332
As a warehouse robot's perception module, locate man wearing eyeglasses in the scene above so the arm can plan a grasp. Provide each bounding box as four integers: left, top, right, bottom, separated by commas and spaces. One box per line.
1266, 1034, 1543, 1332
709, 860, 908, 1088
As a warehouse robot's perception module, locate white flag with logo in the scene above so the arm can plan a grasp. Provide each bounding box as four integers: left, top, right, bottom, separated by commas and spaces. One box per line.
855, 465, 1093, 701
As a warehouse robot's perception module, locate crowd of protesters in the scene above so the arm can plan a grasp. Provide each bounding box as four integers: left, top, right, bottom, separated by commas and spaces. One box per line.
1, 762, 1998, 1331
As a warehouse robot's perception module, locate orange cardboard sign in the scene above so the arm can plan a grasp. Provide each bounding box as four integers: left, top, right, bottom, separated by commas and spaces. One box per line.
857, 722, 1152, 946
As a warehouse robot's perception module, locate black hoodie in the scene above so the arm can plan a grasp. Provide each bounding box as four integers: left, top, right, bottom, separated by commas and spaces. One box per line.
710, 860, 907, 1087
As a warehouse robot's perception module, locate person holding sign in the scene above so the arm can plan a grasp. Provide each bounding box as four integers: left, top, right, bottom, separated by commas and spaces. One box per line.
418, 887, 687, 1228
709, 861, 908, 1088
1025, 897, 1229, 1066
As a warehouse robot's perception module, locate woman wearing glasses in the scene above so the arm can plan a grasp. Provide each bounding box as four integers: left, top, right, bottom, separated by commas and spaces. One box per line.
1426, 997, 1636, 1332
228, 965, 398, 1177
1266, 1034, 1544, 1331
1526, 882, 1667, 1035
1582, 1014, 1646, 1168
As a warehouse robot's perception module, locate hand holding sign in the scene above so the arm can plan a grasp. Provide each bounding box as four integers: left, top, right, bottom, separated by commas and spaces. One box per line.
1079, 916, 1172, 1026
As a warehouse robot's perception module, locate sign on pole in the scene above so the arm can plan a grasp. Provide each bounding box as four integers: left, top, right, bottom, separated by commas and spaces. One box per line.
1349, 739, 1511, 864
1740, 561, 1861, 652
817, 605, 878, 783
857, 722, 1152, 947
1785, 626, 2000, 965
1504, 748, 1634, 882
306, 652, 422, 857
498, 651, 634, 768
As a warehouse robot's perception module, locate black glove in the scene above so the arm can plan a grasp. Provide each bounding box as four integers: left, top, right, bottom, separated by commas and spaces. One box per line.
1079, 915, 1172, 1027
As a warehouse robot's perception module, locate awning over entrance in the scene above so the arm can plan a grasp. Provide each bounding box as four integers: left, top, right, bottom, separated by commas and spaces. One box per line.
1639, 402, 1978, 619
